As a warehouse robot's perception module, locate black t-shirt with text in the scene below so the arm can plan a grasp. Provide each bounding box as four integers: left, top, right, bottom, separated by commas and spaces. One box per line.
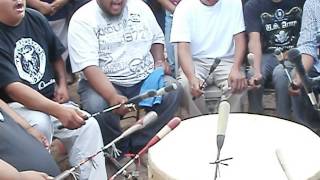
0, 9, 65, 102
244, 0, 305, 53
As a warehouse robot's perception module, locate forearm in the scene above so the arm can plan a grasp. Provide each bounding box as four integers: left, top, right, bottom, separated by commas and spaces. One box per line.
0, 159, 22, 180
53, 57, 67, 89
0, 99, 32, 130
53, 0, 70, 6
233, 32, 246, 70
178, 42, 195, 80
301, 54, 315, 72
151, 43, 166, 66
5, 82, 63, 118
248, 32, 262, 74
83, 66, 118, 103
26, 0, 45, 9
157, 0, 176, 13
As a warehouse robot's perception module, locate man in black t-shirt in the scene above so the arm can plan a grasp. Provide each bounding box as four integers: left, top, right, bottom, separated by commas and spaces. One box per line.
244, 0, 306, 123
0, 0, 107, 179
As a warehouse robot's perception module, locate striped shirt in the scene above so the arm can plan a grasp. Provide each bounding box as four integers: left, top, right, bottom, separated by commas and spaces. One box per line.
297, 0, 320, 72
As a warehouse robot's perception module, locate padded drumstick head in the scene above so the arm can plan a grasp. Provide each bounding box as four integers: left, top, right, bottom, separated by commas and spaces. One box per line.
137, 117, 182, 155
121, 111, 158, 138
217, 101, 230, 136
156, 117, 181, 139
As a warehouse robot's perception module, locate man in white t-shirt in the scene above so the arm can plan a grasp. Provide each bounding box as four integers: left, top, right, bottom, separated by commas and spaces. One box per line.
171, 0, 247, 116
68, 0, 182, 165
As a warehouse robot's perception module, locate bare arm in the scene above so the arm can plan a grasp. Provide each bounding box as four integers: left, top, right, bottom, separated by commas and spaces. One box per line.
157, 0, 176, 13
291, 53, 314, 88
0, 99, 32, 130
247, 32, 263, 87
0, 159, 22, 180
150, 43, 171, 74
178, 42, 194, 80
247, 32, 262, 75
301, 54, 315, 71
0, 159, 50, 180
5, 82, 84, 129
83, 66, 128, 115
6, 83, 63, 117
0, 99, 49, 148
26, 0, 53, 15
51, 0, 71, 15
178, 42, 203, 97
228, 32, 247, 93
52, 57, 69, 103
233, 32, 247, 70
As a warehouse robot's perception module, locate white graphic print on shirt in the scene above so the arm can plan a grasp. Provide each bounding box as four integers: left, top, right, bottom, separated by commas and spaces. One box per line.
94, 7, 154, 86
14, 38, 46, 85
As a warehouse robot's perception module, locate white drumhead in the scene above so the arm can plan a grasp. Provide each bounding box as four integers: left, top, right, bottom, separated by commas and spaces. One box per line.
148, 114, 320, 180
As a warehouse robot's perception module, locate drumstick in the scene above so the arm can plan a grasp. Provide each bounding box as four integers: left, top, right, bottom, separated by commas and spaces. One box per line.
275, 149, 293, 180
214, 101, 230, 180
54, 112, 158, 180
109, 117, 182, 180
57, 103, 136, 129
274, 48, 299, 90
193, 58, 221, 100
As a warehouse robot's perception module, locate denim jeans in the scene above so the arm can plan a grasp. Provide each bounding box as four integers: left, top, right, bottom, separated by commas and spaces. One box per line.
165, 10, 175, 76
300, 67, 320, 128
248, 53, 304, 122
78, 75, 182, 154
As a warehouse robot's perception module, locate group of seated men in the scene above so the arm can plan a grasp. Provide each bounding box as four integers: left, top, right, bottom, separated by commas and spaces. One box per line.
0, 0, 320, 179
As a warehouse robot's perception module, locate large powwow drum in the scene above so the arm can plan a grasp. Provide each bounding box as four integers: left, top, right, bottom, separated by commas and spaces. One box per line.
148, 114, 320, 180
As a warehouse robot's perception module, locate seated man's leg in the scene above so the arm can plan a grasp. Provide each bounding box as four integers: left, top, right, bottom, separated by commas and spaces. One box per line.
273, 62, 304, 121
129, 76, 183, 153
0, 109, 60, 176
78, 79, 129, 152
301, 88, 320, 128
53, 102, 107, 180
248, 54, 278, 114
8, 102, 54, 143
301, 67, 320, 128
178, 69, 208, 117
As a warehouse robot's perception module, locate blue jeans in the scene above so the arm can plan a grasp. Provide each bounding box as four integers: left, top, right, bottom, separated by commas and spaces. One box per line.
248, 53, 304, 122
78, 76, 182, 154
300, 67, 320, 128
165, 11, 175, 76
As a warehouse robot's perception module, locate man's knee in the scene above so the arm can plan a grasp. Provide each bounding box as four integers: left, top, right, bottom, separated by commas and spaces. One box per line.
9, 103, 53, 140
81, 92, 109, 114
272, 65, 288, 82
82, 117, 101, 133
